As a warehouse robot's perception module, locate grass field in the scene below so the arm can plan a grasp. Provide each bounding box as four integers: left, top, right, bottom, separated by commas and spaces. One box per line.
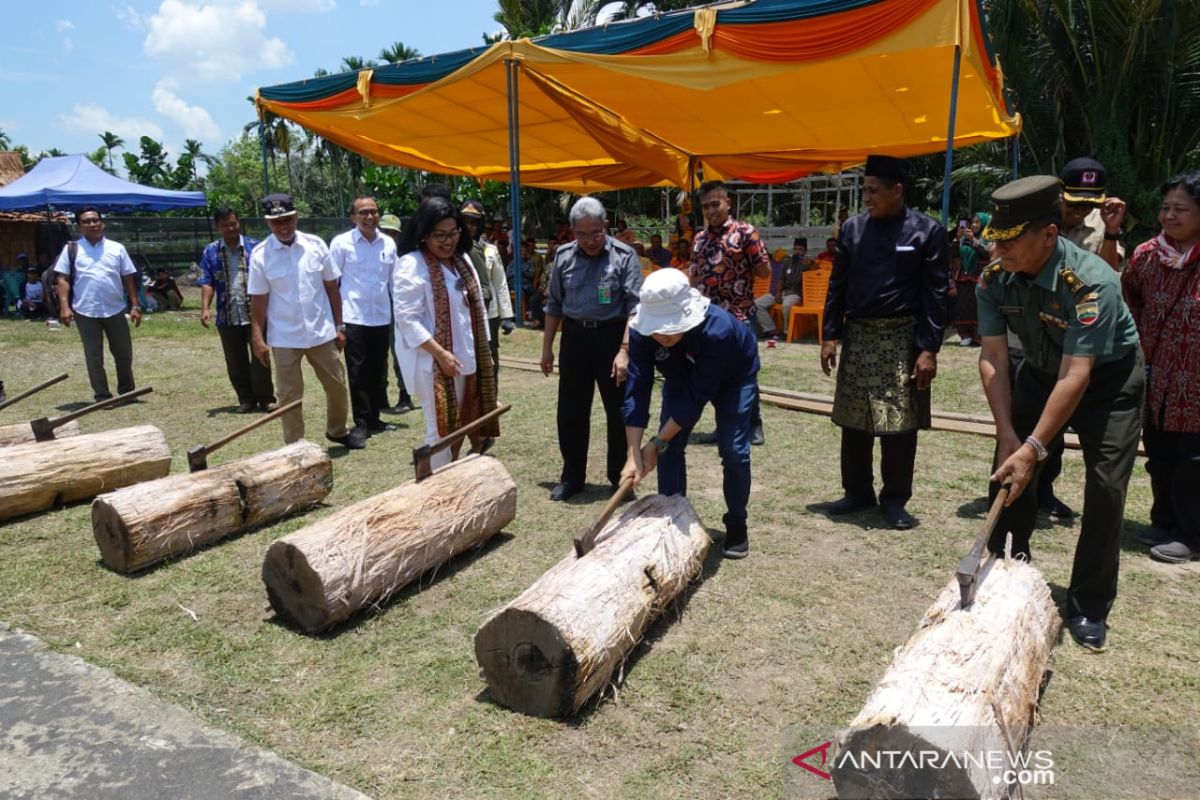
1, 291, 1197, 799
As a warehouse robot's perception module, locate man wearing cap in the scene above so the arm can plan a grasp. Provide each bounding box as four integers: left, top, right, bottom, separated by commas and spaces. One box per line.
818, 155, 949, 530
1059, 157, 1126, 271
690, 179, 771, 446
54, 206, 143, 403
330, 196, 397, 438
198, 207, 276, 413
460, 200, 514, 382
541, 196, 643, 501
249, 193, 364, 450
621, 269, 760, 558
976, 175, 1144, 650
754, 238, 813, 339
379, 213, 415, 412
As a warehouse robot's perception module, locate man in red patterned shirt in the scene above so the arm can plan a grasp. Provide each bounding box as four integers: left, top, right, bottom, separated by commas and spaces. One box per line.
689, 180, 772, 445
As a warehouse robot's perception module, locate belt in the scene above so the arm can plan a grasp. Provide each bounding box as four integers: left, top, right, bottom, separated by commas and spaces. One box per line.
564, 316, 624, 329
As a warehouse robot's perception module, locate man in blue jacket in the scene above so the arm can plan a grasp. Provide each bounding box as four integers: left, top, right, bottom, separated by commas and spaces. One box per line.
621, 269, 760, 558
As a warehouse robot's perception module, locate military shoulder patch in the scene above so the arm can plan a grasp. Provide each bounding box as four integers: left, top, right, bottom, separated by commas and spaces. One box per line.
1075, 300, 1100, 326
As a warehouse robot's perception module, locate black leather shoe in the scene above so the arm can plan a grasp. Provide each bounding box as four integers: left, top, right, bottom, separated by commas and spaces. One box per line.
1067, 616, 1107, 650
881, 504, 916, 530
549, 482, 583, 501
237, 401, 256, 413
326, 429, 367, 450
750, 424, 765, 446
722, 526, 749, 559
1039, 493, 1075, 519
390, 397, 415, 414
367, 421, 398, 434
816, 496, 877, 515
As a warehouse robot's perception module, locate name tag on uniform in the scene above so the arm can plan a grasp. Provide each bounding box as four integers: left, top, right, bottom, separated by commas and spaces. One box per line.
598, 282, 612, 304
999, 305, 1023, 314
1038, 312, 1068, 330
895, 245, 916, 252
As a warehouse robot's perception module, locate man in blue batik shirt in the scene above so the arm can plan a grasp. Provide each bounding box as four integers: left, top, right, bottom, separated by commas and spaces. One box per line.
621, 269, 760, 559
197, 207, 276, 413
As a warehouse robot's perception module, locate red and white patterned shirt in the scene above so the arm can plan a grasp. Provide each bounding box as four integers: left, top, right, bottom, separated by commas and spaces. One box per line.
689, 217, 770, 321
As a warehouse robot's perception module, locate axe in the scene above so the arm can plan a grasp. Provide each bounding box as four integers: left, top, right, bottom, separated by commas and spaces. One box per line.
186, 399, 302, 471
956, 484, 1010, 608
29, 386, 153, 442
573, 475, 636, 558
0, 373, 68, 413
411, 403, 511, 481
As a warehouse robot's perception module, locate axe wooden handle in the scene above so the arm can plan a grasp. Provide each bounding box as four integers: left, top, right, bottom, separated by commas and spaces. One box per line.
425, 403, 511, 456
573, 476, 636, 558
0, 373, 69, 413
195, 399, 302, 460
41, 386, 153, 429
956, 484, 1010, 605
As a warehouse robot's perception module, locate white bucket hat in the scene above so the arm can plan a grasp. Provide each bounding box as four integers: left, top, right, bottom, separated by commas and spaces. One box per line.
630, 268, 710, 336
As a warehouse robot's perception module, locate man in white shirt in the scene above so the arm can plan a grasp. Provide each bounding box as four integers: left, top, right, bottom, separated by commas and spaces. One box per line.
248, 193, 364, 450
54, 206, 142, 402
330, 196, 397, 437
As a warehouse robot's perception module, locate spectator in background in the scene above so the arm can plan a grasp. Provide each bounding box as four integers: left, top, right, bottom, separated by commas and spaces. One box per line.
148, 269, 183, 310
670, 238, 691, 270
646, 234, 673, 270
816, 237, 837, 267
461, 200, 514, 383
528, 240, 555, 329
18, 267, 46, 320
198, 207, 276, 413
756, 241, 811, 339
55, 206, 143, 403
2, 258, 24, 316
1059, 157, 1126, 270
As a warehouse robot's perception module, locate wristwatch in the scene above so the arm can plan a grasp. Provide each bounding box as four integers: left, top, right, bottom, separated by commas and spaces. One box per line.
648, 434, 669, 455
336, 323, 347, 332
1024, 435, 1049, 462
1103, 231, 1122, 241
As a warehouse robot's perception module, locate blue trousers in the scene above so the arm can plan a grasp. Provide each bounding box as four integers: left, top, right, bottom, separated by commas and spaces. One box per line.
657, 374, 755, 529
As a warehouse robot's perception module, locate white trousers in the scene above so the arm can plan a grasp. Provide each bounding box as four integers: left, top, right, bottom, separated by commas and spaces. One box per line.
410, 367, 467, 470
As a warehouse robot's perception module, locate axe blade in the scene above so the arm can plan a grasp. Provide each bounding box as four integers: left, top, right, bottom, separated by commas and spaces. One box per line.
186, 445, 209, 472
412, 445, 433, 482
30, 418, 56, 442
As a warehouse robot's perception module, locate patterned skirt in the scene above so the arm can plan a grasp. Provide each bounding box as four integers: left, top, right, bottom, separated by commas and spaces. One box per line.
832, 315, 931, 434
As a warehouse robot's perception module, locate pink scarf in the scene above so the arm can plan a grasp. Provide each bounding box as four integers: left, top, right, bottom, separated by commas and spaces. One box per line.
1152, 233, 1200, 270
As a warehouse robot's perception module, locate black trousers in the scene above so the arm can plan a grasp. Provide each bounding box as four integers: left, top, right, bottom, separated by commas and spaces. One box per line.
1007, 347, 1064, 502
218, 324, 275, 406
557, 319, 626, 488
488, 316, 501, 384
345, 323, 390, 427
1142, 422, 1200, 541
74, 312, 134, 401
840, 427, 918, 508
989, 350, 1144, 621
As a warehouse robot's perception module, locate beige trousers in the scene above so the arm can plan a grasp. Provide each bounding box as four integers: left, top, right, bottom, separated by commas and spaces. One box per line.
272, 340, 351, 443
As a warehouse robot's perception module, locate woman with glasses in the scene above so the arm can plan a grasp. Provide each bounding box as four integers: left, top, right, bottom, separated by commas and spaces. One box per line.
393, 198, 500, 469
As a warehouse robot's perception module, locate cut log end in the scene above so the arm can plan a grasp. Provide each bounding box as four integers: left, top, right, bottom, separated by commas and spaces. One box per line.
262, 541, 334, 634
475, 608, 578, 719
91, 502, 133, 572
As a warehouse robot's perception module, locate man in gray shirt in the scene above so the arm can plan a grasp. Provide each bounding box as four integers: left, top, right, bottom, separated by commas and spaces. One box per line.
540, 196, 643, 501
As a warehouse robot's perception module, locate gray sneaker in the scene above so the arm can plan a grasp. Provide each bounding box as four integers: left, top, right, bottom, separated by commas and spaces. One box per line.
1138, 526, 1175, 547
1149, 539, 1200, 564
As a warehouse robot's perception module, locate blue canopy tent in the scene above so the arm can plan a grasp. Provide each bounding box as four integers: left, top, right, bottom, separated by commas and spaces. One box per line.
0, 155, 207, 212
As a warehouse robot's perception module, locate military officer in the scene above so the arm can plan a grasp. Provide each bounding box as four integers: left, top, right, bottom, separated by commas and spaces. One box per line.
976, 175, 1144, 650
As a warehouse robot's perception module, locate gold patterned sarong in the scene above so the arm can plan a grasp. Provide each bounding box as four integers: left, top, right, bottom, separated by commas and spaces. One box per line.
831, 315, 931, 434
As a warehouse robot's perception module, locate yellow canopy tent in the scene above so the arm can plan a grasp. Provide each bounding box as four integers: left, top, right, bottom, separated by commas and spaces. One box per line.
256, 0, 1020, 193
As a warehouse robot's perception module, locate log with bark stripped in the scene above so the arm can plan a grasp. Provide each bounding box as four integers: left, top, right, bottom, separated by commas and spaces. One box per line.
0, 425, 172, 522
91, 440, 332, 573
262, 454, 516, 633
831, 557, 1061, 800
475, 493, 710, 718
0, 419, 81, 447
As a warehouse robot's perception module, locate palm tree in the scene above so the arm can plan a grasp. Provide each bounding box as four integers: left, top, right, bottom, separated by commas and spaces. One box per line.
98, 131, 125, 173
379, 41, 421, 64
0, 128, 10, 151
183, 138, 214, 184
339, 55, 378, 73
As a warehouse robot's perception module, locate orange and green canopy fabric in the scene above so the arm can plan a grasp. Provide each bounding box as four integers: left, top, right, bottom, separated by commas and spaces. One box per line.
256, 0, 1020, 192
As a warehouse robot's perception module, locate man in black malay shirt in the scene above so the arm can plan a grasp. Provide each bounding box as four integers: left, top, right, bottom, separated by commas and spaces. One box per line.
816, 155, 949, 529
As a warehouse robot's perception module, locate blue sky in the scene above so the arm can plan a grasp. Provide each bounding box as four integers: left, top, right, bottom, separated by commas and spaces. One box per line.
0, 1, 502, 168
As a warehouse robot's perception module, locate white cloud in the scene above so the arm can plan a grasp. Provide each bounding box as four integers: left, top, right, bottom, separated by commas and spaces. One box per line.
59, 103, 165, 145
116, 4, 149, 29
261, 0, 335, 10
55, 19, 74, 31
142, 0, 294, 84
152, 81, 221, 142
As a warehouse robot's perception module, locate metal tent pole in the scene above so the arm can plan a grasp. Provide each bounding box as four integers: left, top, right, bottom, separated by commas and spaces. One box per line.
1011, 135, 1020, 178
505, 59, 524, 328
259, 121, 270, 197
940, 44, 963, 225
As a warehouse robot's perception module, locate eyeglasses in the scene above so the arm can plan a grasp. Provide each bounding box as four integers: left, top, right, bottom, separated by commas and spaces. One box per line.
573, 229, 606, 242
355, 209, 380, 217
427, 228, 461, 244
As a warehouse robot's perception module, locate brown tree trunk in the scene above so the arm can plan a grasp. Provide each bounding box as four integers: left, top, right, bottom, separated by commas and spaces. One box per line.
0, 420, 81, 447
91, 441, 332, 573
0, 425, 171, 522
832, 558, 1061, 800
474, 493, 710, 718
262, 454, 516, 633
